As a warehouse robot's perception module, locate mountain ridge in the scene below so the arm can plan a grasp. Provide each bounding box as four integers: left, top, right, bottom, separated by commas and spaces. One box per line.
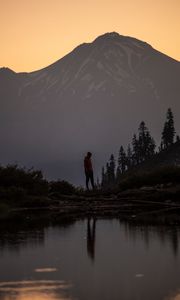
1, 32, 179, 76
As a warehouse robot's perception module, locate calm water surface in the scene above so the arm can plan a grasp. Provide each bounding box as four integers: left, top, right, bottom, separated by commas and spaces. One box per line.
0, 215, 180, 300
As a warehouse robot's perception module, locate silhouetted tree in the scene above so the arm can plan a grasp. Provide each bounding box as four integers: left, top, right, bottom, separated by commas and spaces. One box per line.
117, 146, 126, 175
159, 141, 163, 152
101, 167, 106, 187
106, 162, 110, 183
161, 108, 175, 149
109, 154, 116, 184
116, 166, 121, 182
144, 130, 156, 159
132, 134, 139, 165
132, 122, 155, 164
101, 165, 110, 187
126, 144, 133, 170
101, 162, 111, 187
176, 135, 180, 142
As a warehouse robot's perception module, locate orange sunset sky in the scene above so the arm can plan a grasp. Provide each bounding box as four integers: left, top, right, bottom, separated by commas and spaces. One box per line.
0, 0, 180, 73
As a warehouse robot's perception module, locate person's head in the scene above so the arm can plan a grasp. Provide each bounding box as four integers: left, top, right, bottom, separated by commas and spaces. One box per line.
87, 152, 92, 158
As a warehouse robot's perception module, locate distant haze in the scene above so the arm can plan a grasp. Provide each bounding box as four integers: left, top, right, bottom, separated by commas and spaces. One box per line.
0, 32, 180, 185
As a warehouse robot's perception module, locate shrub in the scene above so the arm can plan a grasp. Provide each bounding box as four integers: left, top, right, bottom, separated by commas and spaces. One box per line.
0, 186, 27, 201
49, 180, 76, 196
119, 165, 180, 190
0, 164, 48, 196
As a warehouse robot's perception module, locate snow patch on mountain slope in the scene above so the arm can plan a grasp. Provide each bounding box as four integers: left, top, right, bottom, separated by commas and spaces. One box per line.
74, 58, 91, 79
87, 80, 106, 93
81, 73, 92, 81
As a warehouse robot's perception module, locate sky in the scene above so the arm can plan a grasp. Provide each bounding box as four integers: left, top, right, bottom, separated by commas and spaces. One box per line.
0, 0, 180, 72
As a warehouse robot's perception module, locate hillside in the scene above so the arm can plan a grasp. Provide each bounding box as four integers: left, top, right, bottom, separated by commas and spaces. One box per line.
133, 140, 180, 172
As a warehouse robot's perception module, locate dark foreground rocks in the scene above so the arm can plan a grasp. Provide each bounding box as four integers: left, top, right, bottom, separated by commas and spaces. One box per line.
2, 184, 179, 226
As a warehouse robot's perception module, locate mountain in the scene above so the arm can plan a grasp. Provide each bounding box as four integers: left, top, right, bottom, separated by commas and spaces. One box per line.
0, 32, 180, 184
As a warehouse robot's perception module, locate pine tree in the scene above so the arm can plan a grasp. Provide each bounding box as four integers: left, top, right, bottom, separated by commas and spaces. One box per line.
138, 121, 147, 162
101, 167, 106, 187
132, 134, 139, 165
106, 162, 110, 185
161, 108, 175, 149
132, 122, 155, 164
139, 121, 156, 161
176, 135, 180, 142
116, 166, 121, 182
144, 131, 156, 159
117, 146, 126, 175
126, 144, 133, 170
109, 154, 115, 185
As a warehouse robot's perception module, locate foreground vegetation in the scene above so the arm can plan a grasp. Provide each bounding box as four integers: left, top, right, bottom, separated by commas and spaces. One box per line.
0, 162, 180, 203
119, 165, 180, 190
0, 164, 76, 213
0, 161, 180, 223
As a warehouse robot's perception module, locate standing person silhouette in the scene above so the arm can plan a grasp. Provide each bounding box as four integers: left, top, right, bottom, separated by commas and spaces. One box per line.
84, 152, 95, 190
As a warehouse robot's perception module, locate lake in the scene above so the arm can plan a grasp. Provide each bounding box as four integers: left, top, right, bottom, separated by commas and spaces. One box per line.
0, 213, 180, 300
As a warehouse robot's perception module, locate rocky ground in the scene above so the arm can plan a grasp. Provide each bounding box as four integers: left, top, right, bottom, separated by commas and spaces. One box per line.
3, 183, 179, 226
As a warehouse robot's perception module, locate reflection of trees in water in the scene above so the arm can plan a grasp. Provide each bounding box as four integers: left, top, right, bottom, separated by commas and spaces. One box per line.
122, 218, 180, 257
0, 213, 76, 252
169, 229, 179, 256
1, 213, 180, 258
86, 217, 180, 262
87, 218, 96, 261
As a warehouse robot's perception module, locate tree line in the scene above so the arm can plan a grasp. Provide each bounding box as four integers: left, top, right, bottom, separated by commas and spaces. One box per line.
101, 108, 178, 188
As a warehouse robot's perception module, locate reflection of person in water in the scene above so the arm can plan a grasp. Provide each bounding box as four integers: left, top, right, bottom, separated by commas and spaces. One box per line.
87, 217, 96, 261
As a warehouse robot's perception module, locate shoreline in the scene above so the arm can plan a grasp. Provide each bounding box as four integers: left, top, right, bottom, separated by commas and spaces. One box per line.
1, 184, 180, 225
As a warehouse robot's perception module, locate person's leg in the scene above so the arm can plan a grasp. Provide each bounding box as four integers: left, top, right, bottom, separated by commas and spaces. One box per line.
90, 171, 95, 189
86, 172, 89, 190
